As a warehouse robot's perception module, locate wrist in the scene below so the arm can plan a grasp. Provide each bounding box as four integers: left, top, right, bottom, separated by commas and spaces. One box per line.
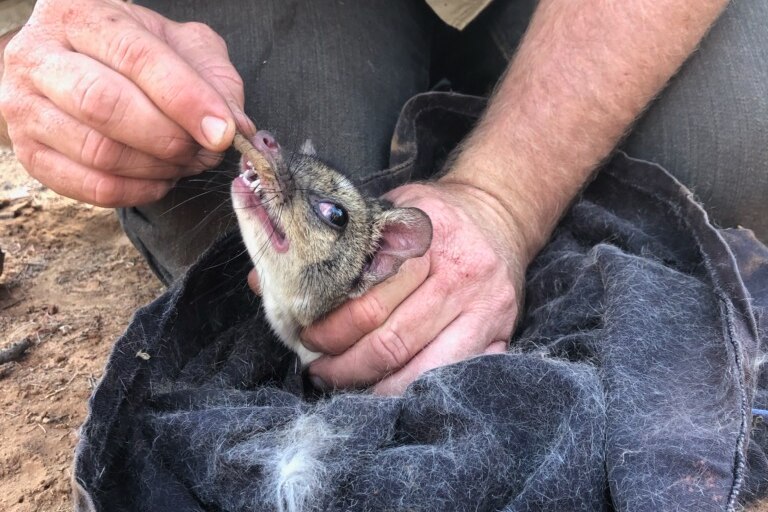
439, 143, 559, 268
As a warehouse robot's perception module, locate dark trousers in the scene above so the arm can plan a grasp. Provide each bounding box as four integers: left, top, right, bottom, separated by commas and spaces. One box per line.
121, 0, 768, 284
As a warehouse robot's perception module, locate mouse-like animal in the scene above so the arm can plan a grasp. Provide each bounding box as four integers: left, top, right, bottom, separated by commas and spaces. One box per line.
231, 130, 433, 365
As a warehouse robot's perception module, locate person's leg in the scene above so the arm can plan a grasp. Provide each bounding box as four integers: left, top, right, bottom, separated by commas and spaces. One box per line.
622, 0, 768, 241
121, 0, 435, 283
447, 0, 768, 241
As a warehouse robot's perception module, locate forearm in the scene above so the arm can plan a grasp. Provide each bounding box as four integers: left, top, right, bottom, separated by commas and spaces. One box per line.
443, 0, 729, 264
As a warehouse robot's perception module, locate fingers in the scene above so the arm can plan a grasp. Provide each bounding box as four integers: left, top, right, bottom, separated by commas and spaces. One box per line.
485, 341, 509, 355
30, 50, 202, 166
307, 274, 460, 389
160, 18, 256, 137
372, 316, 510, 396
15, 140, 173, 207
65, 10, 237, 150
1, 1, 251, 207
26, 97, 216, 180
247, 268, 261, 295
302, 256, 430, 354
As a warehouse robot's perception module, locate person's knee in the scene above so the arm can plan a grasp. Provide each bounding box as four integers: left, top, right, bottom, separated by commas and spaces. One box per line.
623, 0, 768, 240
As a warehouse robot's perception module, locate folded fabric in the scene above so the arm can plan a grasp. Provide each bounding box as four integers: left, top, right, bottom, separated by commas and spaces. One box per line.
73, 93, 768, 512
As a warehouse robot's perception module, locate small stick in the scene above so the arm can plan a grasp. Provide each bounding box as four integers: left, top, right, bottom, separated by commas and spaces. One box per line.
0, 337, 33, 365
44, 372, 79, 399
0, 362, 17, 380
232, 132, 276, 181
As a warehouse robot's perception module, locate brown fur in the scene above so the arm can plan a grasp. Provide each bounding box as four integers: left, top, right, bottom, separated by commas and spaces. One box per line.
231, 132, 432, 364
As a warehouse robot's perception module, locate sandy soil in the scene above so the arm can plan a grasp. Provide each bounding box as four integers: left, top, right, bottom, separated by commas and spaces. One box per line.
0, 148, 163, 511
0, 147, 766, 511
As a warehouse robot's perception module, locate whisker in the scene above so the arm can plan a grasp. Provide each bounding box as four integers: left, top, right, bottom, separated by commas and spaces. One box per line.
201, 244, 252, 274
185, 200, 233, 239
160, 188, 223, 217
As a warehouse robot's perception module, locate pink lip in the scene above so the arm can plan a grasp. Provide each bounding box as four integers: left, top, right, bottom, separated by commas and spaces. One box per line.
233, 176, 289, 253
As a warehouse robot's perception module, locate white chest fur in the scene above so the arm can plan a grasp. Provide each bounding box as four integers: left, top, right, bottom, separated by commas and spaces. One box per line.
259, 267, 322, 365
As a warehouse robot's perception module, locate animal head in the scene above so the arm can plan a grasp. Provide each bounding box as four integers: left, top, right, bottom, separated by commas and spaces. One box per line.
231, 130, 432, 326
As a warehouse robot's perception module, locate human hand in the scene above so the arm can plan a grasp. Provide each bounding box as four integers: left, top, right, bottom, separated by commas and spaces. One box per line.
299, 181, 526, 395
0, 0, 255, 207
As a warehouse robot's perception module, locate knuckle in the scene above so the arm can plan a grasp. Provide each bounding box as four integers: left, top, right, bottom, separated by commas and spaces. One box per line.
153, 135, 196, 161
472, 248, 501, 277
83, 173, 125, 207
499, 285, 518, 310
350, 294, 388, 333
73, 73, 125, 128
2, 35, 27, 66
0, 83, 32, 121
0, 87, 17, 117
25, 145, 52, 180
111, 30, 155, 77
185, 21, 227, 52
370, 327, 412, 371
81, 129, 123, 171
183, 21, 223, 45
148, 181, 172, 202
14, 143, 38, 172
222, 72, 244, 93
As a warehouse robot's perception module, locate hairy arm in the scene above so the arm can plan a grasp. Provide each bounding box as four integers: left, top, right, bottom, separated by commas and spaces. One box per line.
305, 0, 729, 394
444, 0, 730, 267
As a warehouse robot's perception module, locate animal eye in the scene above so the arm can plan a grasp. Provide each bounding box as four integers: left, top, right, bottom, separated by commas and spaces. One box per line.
315, 201, 348, 229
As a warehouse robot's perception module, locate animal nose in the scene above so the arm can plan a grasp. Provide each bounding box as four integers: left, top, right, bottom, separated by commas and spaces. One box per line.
253, 130, 280, 153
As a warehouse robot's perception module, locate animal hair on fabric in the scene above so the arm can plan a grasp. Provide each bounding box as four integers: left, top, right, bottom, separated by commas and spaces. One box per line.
72, 93, 768, 512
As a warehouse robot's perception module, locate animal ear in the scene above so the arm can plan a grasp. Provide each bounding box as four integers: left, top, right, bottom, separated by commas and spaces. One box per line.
300, 138, 317, 156
364, 207, 432, 285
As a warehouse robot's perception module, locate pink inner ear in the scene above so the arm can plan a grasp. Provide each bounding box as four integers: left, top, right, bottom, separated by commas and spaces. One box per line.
379, 221, 430, 258
365, 209, 432, 284
366, 252, 401, 282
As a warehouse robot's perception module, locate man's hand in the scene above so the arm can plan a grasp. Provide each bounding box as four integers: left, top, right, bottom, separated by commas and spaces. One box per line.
302, 181, 524, 395
0, 0, 255, 207
252, 0, 727, 395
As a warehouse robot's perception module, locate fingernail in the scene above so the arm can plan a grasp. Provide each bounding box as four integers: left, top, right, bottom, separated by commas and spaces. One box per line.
309, 374, 327, 391
201, 116, 229, 147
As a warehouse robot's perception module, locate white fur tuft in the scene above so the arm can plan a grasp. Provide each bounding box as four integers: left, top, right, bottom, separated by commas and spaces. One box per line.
270, 416, 348, 512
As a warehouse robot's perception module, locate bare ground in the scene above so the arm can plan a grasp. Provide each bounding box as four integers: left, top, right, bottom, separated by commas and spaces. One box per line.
0, 148, 162, 511
0, 147, 766, 511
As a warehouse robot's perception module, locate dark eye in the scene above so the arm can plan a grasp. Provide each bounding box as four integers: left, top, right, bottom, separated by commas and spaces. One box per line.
314, 201, 348, 229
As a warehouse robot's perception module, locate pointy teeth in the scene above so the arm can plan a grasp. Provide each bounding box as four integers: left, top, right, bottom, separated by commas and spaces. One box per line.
240, 160, 261, 192
240, 172, 261, 190
240, 160, 263, 193
243, 161, 256, 181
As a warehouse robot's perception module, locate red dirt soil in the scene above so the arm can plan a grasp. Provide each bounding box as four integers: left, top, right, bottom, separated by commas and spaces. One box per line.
0, 148, 162, 511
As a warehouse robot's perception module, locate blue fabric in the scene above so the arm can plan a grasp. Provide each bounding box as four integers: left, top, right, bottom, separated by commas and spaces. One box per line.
73, 94, 768, 511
